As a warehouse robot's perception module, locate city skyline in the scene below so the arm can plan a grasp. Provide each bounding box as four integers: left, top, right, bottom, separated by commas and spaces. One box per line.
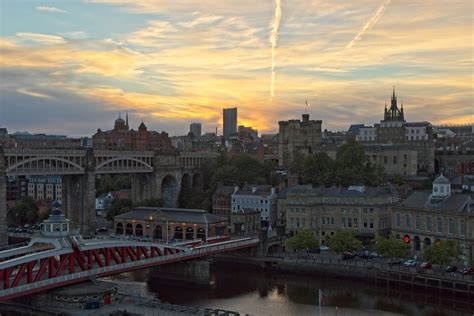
1, 0, 472, 136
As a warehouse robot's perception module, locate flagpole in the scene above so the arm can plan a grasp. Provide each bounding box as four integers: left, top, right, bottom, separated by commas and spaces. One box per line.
318, 289, 321, 316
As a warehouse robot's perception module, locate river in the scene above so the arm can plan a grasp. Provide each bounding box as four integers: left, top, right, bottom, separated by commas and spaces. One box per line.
109, 265, 472, 316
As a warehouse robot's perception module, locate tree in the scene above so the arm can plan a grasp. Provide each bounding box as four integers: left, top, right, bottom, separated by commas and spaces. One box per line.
327, 230, 363, 253
139, 198, 164, 207
284, 229, 318, 251
301, 152, 334, 186
7, 197, 39, 226
374, 235, 410, 258
423, 240, 459, 265
105, 198, 133, 220
96, 174, 131, 197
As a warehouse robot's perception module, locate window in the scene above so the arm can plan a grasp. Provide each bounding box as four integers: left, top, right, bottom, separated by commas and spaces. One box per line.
437, 217, 443, 233
354, 218, 358, 228
460, 220, 466, 236
448, 219, 454, 235
348, 218, 352, 228
331, 218, 335, 225
302, 218, 306, 228
416, 215, 421, 230
426, 216, 432, 232
369, 219, 374, 229
405, 214, 411, 228
363, 219, 368, 228
342, 218, 346, 227
384, 156, 388, 164
393, 156, 397, 164
396, 213, 401, 228
322, 217, 326, 225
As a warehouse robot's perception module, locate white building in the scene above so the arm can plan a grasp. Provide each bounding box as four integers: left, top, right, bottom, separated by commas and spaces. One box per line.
95, 192, 116, 216
27, 176, 62, 201
231, 185, 278, 226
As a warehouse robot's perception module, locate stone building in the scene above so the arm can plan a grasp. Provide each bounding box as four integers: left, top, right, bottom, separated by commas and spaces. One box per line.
230, 208, 260, 235
391, 175, 474, 262
278, 185, 399, 245
355, 89, 435, 174
231, 184, 278, 227
364, 144, 418, 176
114, 207, 228, 241
92, 114, 172, 151
278, 113, 322, 168
27, 176, 62, 201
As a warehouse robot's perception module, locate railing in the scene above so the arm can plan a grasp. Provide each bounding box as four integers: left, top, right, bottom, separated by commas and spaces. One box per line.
265, 253, 474, 283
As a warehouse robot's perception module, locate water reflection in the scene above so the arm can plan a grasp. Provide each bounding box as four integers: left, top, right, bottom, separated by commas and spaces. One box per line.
112, 265, 471, 316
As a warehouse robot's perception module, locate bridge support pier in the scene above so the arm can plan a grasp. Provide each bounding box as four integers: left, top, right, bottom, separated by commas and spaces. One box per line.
0, 149, 6, 246
131, 174, 158, 204
62, 173, 95, 234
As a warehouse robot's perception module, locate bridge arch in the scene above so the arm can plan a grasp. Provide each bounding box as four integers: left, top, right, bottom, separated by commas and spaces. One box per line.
186, 227, 194, 240
6, 157, 84, 174
96, 157, 153, 173
174, 226, 183, 239
153, 225, 162, 240
192, 173, 203, 192
197, 228, 205, 240
161, 175, 178, 207
125, 223, 133, 235
414, 236, 421, 251
135, 224, 143, 236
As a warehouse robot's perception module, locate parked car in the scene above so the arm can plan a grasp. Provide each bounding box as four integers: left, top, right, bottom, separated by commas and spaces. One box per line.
342, 251, 356, 260
419, 262, 432, 269
462, 267, 474, 275
403, 259, 419, 267
445, 265, 458, 273
319, 245, 330, 251
388, 258, 404, 265
359, 250, 379, 259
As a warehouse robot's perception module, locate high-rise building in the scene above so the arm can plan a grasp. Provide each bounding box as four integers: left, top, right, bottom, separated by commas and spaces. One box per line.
223, 108, 237, 138
189, 123, 202, 137
278, 113, 323, 167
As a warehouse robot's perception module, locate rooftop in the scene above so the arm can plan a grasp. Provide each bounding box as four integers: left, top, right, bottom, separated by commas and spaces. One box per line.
115, 207, 227, 224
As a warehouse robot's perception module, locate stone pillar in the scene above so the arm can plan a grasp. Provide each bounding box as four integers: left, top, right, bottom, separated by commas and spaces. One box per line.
81, 148, 96, 234
0, 148, 7, 246
63, 175, 81, 229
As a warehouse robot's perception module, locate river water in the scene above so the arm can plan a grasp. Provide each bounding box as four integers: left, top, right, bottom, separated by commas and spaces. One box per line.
110, 265, 471, 316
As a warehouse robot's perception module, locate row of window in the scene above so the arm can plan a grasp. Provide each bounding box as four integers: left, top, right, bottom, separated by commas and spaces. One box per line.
395, 213, 466, 236
287, 217, 375, 230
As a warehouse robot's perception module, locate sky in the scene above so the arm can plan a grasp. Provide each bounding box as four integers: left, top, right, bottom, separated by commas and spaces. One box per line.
0, 0, 472, 137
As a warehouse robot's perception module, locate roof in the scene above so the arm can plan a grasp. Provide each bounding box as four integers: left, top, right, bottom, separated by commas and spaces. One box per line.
285, 185, 396, 198
401, 191, 473, 213
348, 124, 365, 133
213, 185, 235, 196
433, 174, 450, 185
115, 207, 227, 224
232, 208, 260, 215
233, 184, 275, 196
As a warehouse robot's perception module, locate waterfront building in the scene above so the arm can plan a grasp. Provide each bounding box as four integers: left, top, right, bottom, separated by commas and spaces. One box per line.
355, 88, 435, 174
114, 207, 228, 241
189, 123, 202, 137
391, 175, 474, 262
278, 185, 398, 244
92, 114, 172, 151
230, 208, 260, 235
278, 113, 322, 168
223, 108, 238, 138
6, 176, 27, 200
212, 184, 234, 220
231, 184, 278, 227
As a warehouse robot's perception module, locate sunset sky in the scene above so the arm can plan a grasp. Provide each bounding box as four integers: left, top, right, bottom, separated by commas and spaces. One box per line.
0, 0, 472, 136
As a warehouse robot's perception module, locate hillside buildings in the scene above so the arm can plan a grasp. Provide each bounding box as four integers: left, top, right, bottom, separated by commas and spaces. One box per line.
231, 185, 278, 227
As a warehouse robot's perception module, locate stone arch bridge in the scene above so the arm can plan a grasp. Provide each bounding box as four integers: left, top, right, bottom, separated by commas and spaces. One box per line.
0, 148, 218, 244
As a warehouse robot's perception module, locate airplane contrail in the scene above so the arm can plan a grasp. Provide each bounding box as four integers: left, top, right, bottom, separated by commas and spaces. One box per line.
346, 0, 391, 49
270, 0, 282, 99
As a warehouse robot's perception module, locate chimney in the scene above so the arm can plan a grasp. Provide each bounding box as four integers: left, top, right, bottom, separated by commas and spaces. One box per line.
252, 186, 257, 193
302, 114, 309, 122
234, 186, 239, 194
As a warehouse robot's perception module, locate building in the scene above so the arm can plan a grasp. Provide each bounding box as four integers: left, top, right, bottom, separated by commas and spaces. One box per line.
391, 175, 474, 262
212, 184, 235, 220
238, 125, 258, 141
4, 132, 83, 149
114, 207, 228, 241
364, 144, 418, 176
231, 185, 278, 227
6, 176, 27, 200
278, 113, 322, 168
92, 113, 172, 151
27, 176, 62, 201
95, 192, 115, 216
278, 185, 399, 245
189, 123, 202, 137
230, 209, 260, 235
223, 108, 238, 138
355, 89, 435, 174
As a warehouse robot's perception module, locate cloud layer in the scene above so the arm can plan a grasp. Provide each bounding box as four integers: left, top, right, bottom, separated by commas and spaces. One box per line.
1, 0, 472, 136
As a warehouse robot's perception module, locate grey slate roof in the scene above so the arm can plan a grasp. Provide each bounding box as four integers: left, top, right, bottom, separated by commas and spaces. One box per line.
401, 191, 473, 213
434, 174, 450, 184
234, 184, 275, 196
115, 207, 227, 224
285, 185, 396, 197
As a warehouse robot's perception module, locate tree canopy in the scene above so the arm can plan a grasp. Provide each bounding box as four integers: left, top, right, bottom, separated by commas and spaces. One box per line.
7, 196, 39, 226
96, 174, 131, 197
374, 235, 410, 258
284, 229, 318, 251
423, 240, 459, 265
327, 230, 363, 253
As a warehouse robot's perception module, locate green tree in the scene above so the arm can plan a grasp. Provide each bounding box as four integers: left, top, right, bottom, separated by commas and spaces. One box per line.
374, 235, 410, 258
139, 198, 164, 207
284, 229, 318, 251
105, 198, 133, 220
301, 152, 334, 186
423, 240, 459, 264
327, 230, 363, 253
7, 196, 39, 226
96, 174, 131, 197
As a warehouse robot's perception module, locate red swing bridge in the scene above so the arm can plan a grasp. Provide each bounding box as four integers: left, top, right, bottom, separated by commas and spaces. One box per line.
0, 205, 258, 302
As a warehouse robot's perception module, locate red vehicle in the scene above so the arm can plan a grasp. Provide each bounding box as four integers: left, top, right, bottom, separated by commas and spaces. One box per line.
462, 267, 474, 275
342, 251, 356, 260
419, 262, 432, 269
